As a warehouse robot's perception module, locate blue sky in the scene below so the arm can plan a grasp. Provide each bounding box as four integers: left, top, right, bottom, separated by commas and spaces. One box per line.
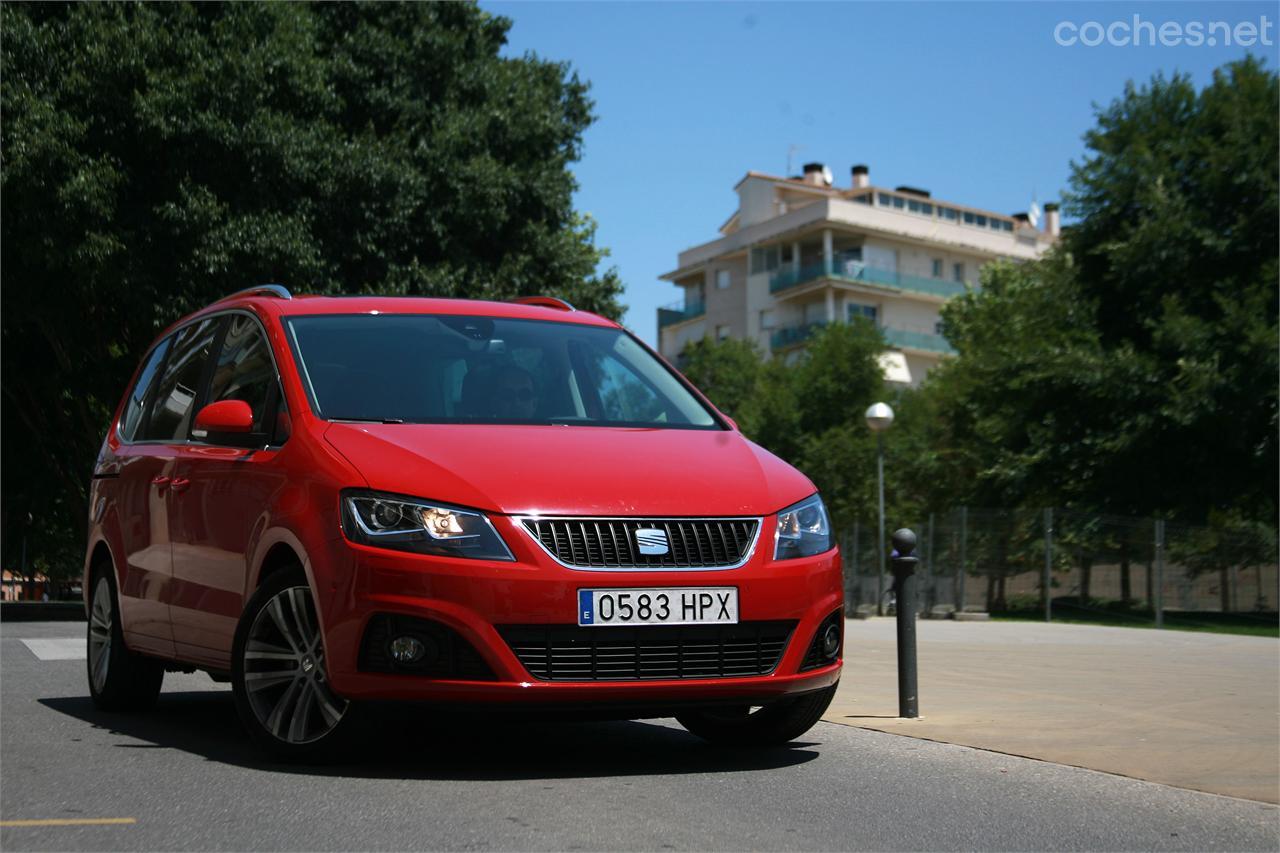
481, 1, 1277, 345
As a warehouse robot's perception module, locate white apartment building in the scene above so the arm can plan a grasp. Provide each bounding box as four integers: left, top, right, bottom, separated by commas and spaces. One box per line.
658, 163, 1060, 385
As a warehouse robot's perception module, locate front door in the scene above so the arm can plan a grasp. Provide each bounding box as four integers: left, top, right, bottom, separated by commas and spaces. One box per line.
168, 314, 290, 667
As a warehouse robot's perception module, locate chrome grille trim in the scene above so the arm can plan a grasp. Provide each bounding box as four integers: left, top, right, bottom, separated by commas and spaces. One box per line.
516, 516, 763, 571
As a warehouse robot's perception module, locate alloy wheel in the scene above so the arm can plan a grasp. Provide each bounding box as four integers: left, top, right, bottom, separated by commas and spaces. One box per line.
88, 576, 113, 693
242, 586, 348, 745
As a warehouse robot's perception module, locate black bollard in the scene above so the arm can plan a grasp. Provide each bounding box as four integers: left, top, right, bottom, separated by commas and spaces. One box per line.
891, 528, 920, 718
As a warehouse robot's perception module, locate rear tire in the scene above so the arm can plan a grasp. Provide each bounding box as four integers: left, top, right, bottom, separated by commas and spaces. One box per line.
231, 567, 353, 760
676, 683, 837, 747
86, 568, 163, 711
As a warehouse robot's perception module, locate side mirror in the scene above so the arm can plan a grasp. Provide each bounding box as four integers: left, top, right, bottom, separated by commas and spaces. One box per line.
194, 400, 254, 436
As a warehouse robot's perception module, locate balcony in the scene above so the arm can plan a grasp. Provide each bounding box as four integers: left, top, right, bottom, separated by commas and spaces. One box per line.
881, 326, 956, 355
769, 261, 966, 300
657, 298, 705, 329
769, 321, 827, 350
769, 321, 955, 355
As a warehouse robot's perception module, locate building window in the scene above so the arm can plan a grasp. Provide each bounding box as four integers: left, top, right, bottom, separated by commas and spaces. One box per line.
877, 192, 892, 207
941, 207, 958, 221
953, 263, 965, 283
749, 246, 780, 275
847, 302, 878, 323
759, 310, 776, 330
935, 321, 946, 336
931, 258, 943, 278
963, 211, 975, 225
716, 270, 731, 290
716, 325, 731, 341
892, 195, 905, 209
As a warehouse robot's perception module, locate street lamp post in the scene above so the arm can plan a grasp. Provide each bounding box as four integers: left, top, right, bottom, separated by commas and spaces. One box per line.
865, 402, 894, 616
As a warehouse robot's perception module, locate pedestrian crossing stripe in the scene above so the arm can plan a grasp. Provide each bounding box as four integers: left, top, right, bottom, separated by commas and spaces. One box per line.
19, 639, 84, 661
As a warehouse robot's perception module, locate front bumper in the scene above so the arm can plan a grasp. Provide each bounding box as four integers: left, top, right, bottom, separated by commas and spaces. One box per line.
317, 516, 843, 706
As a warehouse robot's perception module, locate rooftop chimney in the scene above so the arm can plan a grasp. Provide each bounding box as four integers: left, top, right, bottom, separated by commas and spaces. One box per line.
802, 162, 830, 187
1043, 202, 1061, 237
851, 164, 870, 189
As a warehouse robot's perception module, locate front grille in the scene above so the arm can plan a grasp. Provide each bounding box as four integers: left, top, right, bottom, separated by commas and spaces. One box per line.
497, 621, 795, 681
521, 517, 759, 569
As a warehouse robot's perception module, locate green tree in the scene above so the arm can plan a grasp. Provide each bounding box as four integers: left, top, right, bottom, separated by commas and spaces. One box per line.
1, 3, 623, 576
923, 57, 1278, 528
1060, 56, 1278, 521
677, 337, 762, 426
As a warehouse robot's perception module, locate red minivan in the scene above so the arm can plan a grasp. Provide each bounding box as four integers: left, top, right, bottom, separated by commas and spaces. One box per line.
84, 286, 843, 757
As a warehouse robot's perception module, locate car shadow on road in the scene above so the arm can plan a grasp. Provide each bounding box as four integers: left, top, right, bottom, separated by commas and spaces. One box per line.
40, 690, 822, 781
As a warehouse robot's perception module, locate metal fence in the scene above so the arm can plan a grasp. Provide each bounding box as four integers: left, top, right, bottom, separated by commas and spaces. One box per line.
840, 508, 1279, 627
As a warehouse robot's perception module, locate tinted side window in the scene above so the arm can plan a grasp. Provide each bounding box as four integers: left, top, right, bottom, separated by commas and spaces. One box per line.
206, 315, 279, 434
140, 319, 220, 442
120, 338, 173, 441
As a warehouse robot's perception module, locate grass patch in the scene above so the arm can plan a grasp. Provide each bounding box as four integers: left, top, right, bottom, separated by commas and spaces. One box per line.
991, 600, 1278, 638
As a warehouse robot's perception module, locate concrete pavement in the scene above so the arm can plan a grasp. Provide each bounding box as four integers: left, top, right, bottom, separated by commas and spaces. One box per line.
827, 618, 1280, 803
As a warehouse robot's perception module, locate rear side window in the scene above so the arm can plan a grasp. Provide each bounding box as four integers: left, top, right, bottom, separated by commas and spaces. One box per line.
120, 338, 173, 441
139, 319, 221, 442
206, 315, 280, 435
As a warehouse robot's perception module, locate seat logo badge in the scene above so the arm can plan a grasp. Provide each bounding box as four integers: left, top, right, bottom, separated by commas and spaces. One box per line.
635, 528, 669, 556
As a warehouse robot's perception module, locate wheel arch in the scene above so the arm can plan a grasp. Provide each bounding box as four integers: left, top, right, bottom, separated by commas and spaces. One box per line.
83, 539, 116, 616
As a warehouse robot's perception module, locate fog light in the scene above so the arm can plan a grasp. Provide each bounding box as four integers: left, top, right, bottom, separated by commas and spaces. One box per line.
389, 635, 426, 664
821, 623, 841, 658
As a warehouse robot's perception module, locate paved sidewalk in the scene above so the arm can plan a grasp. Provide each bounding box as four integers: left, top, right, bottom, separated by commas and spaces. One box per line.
825, 618, 1280, 803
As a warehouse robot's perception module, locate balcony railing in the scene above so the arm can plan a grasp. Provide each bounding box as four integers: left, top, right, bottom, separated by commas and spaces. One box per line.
657, 299, 706, 329
769, 261, 967, 300
769, 321, 827, 350
881, 326, 956, 355
769, 321, 955, 355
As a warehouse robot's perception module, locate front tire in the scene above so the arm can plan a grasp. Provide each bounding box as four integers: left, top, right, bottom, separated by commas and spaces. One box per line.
231, 568, 352, 759
86, 568, 163, 711
677, 683, 838, 747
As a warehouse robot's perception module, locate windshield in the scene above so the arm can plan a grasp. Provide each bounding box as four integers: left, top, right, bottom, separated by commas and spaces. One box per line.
285, 314, 720, 429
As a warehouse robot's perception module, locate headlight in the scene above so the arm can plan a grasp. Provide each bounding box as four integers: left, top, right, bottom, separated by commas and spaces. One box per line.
774, 494, 833, 560
341, 490, 514, 561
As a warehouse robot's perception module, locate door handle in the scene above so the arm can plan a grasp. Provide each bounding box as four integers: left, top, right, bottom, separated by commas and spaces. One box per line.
170, 477, 191, 494
151, 476, 170, 487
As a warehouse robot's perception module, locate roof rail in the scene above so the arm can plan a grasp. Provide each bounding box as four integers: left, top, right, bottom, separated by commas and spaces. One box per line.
219, 284, 293, 302
512, 295, 575, 312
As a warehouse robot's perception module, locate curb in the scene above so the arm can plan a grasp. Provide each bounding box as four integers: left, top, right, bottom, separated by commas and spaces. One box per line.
1, 602, 87, 622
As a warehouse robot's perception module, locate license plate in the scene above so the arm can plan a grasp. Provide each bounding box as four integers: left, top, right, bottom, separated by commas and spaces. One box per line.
577, 587, 738, 627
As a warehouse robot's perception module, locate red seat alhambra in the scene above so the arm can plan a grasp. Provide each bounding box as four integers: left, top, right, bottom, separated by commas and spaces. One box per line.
84, 285, 843, 757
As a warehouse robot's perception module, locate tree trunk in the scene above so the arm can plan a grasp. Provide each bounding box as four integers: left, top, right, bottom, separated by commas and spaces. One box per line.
1152, 558, 1162, 612
1120, 541, 1132, 604
995, 574, 1007, 611
1219, 567, 1230, 613
985, 573, 996, 612
1080, 557, 1093, 605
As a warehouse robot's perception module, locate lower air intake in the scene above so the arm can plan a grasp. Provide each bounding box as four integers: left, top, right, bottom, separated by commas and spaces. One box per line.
497, 621, 796, 681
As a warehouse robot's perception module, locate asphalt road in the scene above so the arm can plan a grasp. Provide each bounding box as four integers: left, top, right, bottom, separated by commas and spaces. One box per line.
2, 622, 1277, 852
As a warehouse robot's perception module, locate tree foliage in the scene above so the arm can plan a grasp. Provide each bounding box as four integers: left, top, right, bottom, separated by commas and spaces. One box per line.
1, 3, 622, 575
919, 57, 1278, 526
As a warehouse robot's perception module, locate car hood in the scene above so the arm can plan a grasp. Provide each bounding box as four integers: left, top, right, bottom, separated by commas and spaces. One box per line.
323, 423, 815, 517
